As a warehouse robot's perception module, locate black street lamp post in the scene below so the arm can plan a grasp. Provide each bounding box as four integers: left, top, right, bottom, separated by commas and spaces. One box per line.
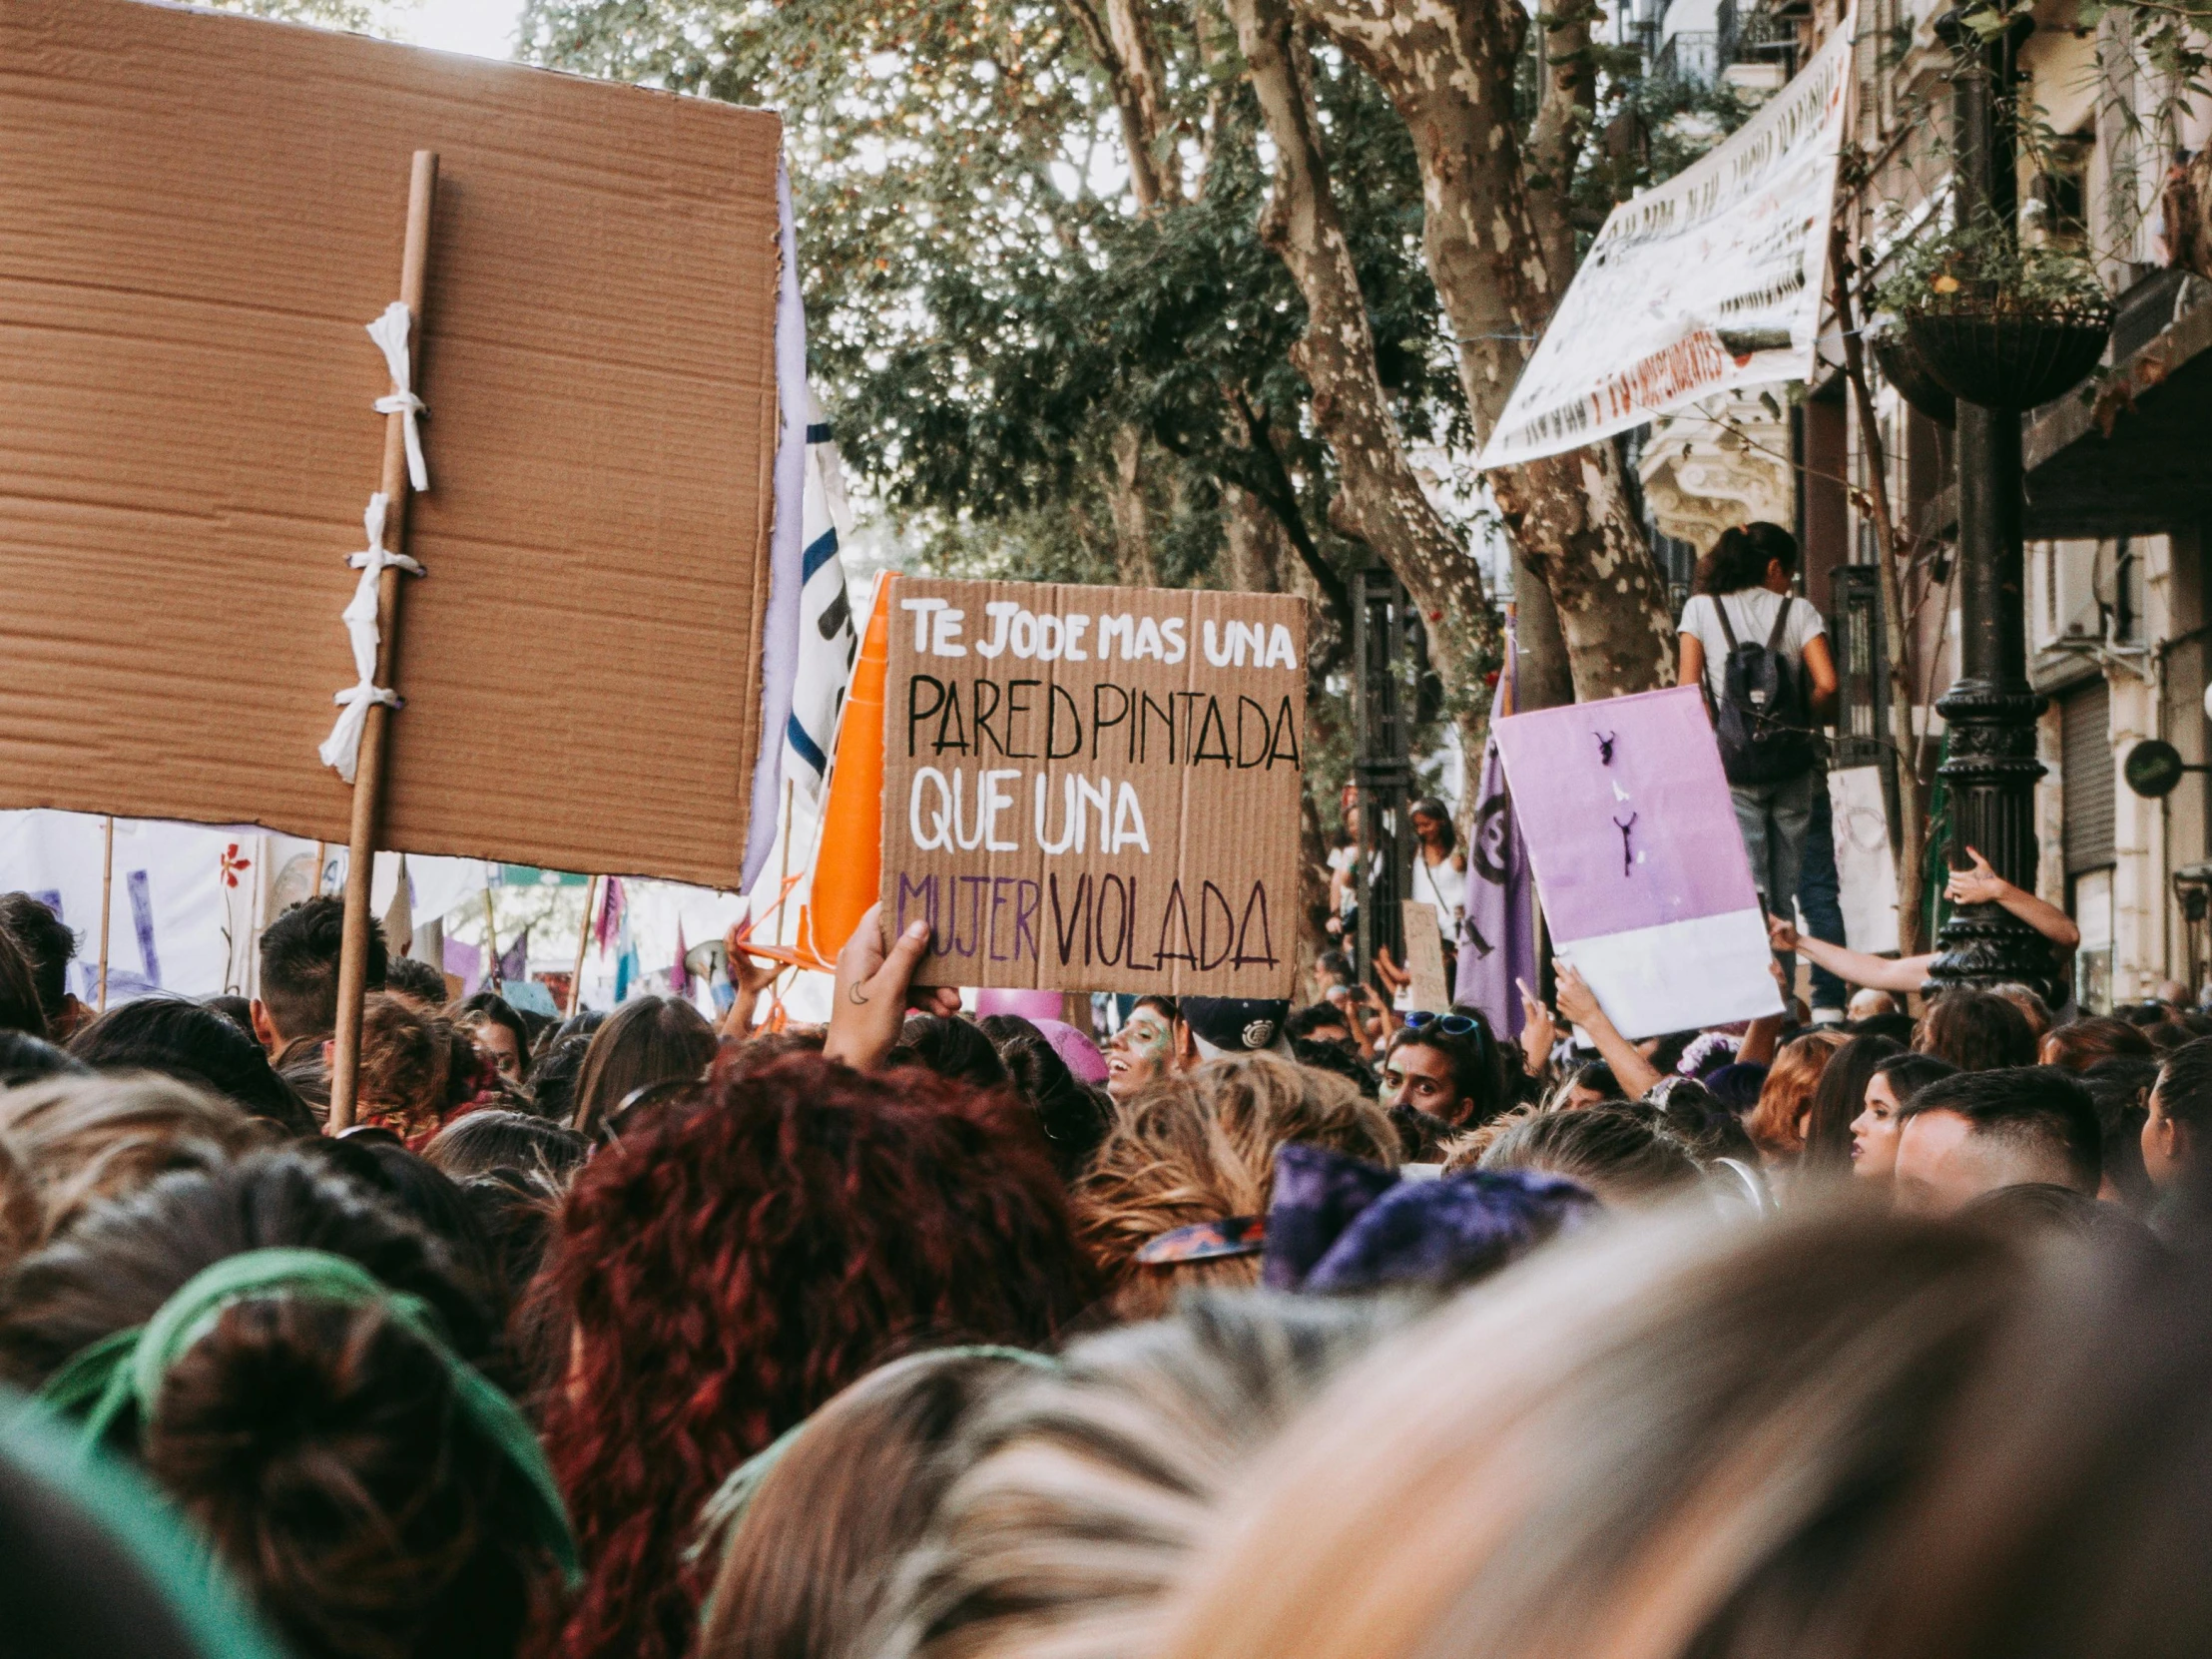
1923, 11, 2067, 1007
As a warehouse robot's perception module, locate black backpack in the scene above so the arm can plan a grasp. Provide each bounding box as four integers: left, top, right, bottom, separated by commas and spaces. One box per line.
1708, 595, 1817, 786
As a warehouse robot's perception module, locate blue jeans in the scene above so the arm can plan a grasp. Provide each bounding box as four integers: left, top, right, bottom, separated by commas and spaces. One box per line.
1795, 779, 1848, 1013
1731, 768, 1821, 923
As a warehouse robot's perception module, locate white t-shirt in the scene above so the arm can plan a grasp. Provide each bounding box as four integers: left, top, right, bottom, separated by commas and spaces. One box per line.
1412, 853, 1465, 933
1679, 590, 1826, 703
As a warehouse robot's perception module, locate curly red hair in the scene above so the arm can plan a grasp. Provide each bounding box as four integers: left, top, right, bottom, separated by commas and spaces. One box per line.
528, 1050, 1094, 1659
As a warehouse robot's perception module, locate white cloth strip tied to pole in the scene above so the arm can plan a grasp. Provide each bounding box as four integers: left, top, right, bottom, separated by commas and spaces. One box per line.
366, 300, 428, 491
318, 492, 423, 783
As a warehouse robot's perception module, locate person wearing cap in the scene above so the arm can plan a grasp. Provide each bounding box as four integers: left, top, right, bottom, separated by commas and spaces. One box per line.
1175, 996, 1296, 1065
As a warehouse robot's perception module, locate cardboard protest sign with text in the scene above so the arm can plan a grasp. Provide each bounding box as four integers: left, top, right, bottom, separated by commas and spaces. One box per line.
0, 0, 779, 887
880, 579, 1305, 995
1492, 686, 1782, 1039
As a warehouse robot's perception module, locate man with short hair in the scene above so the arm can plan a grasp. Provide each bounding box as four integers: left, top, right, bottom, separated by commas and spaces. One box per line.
1893, 1065, 2101, 1216
252, 896, 385, 1061
2143, 1035, 2212, 1202
0, 891, 89, 1041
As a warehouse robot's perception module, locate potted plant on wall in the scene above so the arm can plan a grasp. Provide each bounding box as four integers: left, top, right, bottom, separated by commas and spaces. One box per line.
1877, 207, 2113, 409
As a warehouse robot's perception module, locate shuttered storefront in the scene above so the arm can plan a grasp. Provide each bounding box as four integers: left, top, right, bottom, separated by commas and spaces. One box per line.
2062, 677, 2115, 875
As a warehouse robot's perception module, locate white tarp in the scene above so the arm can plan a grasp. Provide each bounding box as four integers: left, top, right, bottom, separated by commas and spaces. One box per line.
0, 810, 489, 1004
1478, 20, 1855, 468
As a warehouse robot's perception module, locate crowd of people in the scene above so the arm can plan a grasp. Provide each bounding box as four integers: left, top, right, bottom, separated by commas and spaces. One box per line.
0, 875, 2208, 1659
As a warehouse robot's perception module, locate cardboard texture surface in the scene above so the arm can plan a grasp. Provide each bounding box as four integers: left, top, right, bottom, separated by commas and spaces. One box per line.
880, 578, 1306, 995
0, 0, 782, 886
1399, 899, 1451, 1012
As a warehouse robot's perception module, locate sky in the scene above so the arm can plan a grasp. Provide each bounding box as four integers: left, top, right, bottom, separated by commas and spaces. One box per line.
406, 0, 522, 59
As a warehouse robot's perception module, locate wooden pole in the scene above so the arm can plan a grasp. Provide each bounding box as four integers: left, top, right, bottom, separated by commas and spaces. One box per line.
570, 874, 601, 1017
330, 150, 438, 1132
96, 816, 114, 1013
312, 840, 327, 895
483, 887, 502, 989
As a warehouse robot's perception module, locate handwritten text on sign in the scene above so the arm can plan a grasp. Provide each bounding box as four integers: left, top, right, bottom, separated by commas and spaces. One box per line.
880, 579, 1307, 994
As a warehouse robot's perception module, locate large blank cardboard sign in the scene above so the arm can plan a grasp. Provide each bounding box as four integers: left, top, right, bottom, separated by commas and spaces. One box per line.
881, 578, 1306, 995
1492, 685, 1783, 1039
0, 0, 780, 887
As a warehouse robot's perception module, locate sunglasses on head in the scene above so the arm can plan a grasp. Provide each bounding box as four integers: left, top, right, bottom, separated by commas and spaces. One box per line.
1404, 1011, 1481, 1036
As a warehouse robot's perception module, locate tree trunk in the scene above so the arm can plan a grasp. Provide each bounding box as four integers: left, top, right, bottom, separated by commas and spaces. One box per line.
1063, 0, 1183, 209
1224, 0, 1498, 749
1832, 227, 1929, 955
1107, 425, 1161, 587
1288, 0, 1677, 702
1224, 483, 1288, 593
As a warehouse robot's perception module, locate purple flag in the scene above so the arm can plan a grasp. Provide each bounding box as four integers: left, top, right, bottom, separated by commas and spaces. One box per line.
498, 925, 529, 988
1457, 616, 1538, 1038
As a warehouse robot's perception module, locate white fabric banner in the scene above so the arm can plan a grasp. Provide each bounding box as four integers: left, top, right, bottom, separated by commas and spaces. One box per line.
1477, 21, 1855, 468
1827, 765, 1901, 954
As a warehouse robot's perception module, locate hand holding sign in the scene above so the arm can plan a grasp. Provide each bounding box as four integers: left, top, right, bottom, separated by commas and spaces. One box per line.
824, 904, 962, 1072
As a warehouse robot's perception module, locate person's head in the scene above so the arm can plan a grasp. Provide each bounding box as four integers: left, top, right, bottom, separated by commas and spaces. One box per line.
0, 925, 48, 1041
379, 953, 448, 1012
0, 1146, 555, 1659
1471, 1105, 1701, 1206
1798, 1033, 1904, 1180
1176, 997, 1292, 1064
873, 1294, 1401, 1659
1848, 986, 1900, 1021
66, 998, 312, 1136
1294, 1038, 1380, 1103
1852, 1052, 1959, 1183
1983, 981, 2055, 1044
1552, 1059, 1625, 1110
252, 896, 383, 1049
1105, 996, 1178, 1102
1382, 1015, 1506, 1129
0, 1074, 264, 1271
1408, 797, 1455, 854
698, 1347, 1041, 1659
1147, 1206, 2045, 1659
2041, 1014, 2155, 1071
2080, 1055, 2159, 1211
2143, 1034, 2212, 1197
532, 1050, 1092, 1659
200, 994, 255, 1037
1076, 1055, 1398, 1318
1641, 1076, 1761, 1168
886, 1014, 1010, 1092
974, 1014, 1111, 1182
568, 994, 719, 1139
1894, 1066, 2102, 1214
453, 992, 530, 1083
0, 893, 77, 1037
1692, 518, 1799, 596
348, 993, 479, 1142
1916, 987, 2039, 1072
524, 1032, 591, 1123
1313, 951, 1353, 993
421, 1108, 587, 1185
1286, 1003, 1356, 1049
1743, 1028, 1848, 1163
0, 1030, 86, 1089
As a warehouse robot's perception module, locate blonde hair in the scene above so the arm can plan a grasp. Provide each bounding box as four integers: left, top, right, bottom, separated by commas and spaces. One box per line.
874, 1293, 1398, 1659
1150, 1203, 2048, 1659
1744, 1029, 1848, 1160
0, 1073, 264, 1269
1073, 1055, 1397, 1318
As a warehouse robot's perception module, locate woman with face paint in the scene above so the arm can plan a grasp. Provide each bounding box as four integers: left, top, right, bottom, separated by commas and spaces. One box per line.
1106, 998, 1179, 1102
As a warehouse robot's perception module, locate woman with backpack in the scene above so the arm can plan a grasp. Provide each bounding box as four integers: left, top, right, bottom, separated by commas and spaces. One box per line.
1677, 522, 1838, 925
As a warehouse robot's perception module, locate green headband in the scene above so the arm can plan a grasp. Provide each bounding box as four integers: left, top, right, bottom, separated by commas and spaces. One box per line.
37, 1247, 580, 1587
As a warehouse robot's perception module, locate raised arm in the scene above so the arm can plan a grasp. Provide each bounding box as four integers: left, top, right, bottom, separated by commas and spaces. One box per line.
1553, 963, 1663, 1098
1944, 846, 2081, 951
1769, 913, 1934, 994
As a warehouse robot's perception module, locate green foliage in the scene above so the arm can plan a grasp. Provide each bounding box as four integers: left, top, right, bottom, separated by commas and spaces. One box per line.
197, 0, 416, 35
519, 0, 1459, 611
1875, 206, 2112, 318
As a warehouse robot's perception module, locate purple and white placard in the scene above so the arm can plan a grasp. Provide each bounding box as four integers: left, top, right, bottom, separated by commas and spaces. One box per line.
1492, 685, 1783, 1039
